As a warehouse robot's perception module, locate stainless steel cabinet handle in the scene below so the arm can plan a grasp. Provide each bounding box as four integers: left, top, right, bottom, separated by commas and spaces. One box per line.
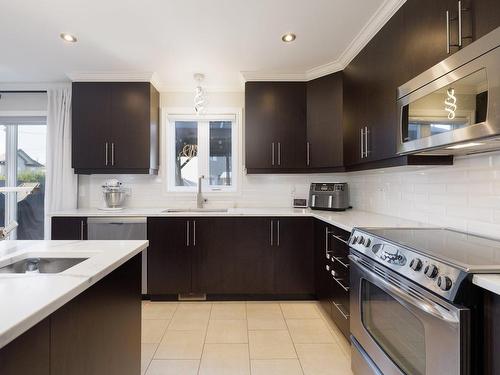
105, 142, 109, 166
364, 126, 369, 157
446, 10, 450, 54
458, 1, 462, 47
186, 221, 190, 247
325, 227, 332, 256
270, 220, 274, 246
360, 128, 364, 159
332, 299, 350, 320
193, 220, 196, 246
111, 142, 115, 166
276, 220, 280, 247
306, 142, 310, 166
330, 233, 349, 246
331, 271, 350, 291
332, 255, 349, 269
277, 142, 281, 166
271, 143, 275, 166
80, 220, 85, 240
326, 264, 330, 271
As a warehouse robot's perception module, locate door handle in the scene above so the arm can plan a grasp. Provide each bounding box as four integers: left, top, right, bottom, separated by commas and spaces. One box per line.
306, 142, 310, 166
446, 10, 451, 54
360, 128, 364, 159
276, 220, 280, 247
458, 1, 462, 47
364, 126, 369, 157
186, 221, 190, 247
80, 220, 85, 240
105, 142, 109, 166
111, 142, 115, 166
270, 220, 274, 246
277, 142, 281, 166
332, 299, 350, 320
193, 220, 196, 246
271, 143, 275, 166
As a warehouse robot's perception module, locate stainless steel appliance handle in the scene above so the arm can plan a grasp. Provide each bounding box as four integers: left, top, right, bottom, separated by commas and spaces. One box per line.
105, 142, 109, 166
360, 128, 364, 158
80, 220, 85, 240
277, 142, 281, 165
366, 130, 369, 157
349, 254, 460, 323
331, 271, 350, 291
111, 142, 115, 166
306, 142, 310, 166
87, 217, 147, 224
270, 220, 274, 246
458, 1, 462, 47
311, 194, 316, 207
446, 10, 450, 54
271, 143, 275, 166
186, 221, 190, 247
193, 220, 196, 246
277, 220, 280, 247
332, 298, 350, 319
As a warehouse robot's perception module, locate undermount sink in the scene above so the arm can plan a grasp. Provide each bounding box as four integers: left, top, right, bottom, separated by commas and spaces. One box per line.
0, 257, 88, 274
163, 208, 229, 213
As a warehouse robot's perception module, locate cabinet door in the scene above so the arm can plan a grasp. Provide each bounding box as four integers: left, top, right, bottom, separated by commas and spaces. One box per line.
274, 218, 314, 295
245, 82, 280, 169
72, 83, 111, 170
147, 218, 192, 295
306, 73, 343, 168
473, 0, 500, 39
51, 217, 87, 240
275, 83, 307, 169
197, 217, 274, 295
110, 83, 152, 170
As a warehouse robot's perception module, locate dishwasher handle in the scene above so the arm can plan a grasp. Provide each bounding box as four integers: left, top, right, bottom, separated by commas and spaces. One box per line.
87, 217, 147, 225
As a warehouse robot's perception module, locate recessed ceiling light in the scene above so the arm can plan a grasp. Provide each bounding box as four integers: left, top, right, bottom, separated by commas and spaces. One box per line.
281, 33, 296, 43
446, 142, 484, 149
60, 33, 77, 43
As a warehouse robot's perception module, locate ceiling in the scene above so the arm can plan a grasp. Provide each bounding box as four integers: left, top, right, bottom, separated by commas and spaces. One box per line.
0, 0, 402, 91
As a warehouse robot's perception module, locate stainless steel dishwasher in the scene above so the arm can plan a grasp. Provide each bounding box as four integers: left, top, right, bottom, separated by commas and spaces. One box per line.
87, 217, 148, 294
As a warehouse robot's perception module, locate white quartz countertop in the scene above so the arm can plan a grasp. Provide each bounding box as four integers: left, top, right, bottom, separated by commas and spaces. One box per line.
0, 240, 148, 349
472, 274, 500, 296
50, 207, 425, 233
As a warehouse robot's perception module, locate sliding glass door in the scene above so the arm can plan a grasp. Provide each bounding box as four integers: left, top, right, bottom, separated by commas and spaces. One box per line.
0, 116, 46, 239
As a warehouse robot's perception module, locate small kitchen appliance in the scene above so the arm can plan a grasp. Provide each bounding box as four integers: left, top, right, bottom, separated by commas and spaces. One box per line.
101, 179, 129, 209
348, 227, 500, 375
309, 183, 349, 211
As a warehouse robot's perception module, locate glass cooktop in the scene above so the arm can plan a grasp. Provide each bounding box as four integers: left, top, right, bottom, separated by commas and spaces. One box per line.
360, 227, 500, 272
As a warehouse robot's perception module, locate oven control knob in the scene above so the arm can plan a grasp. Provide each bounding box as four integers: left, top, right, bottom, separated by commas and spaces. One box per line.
351, 236, 358, 244
437, 276, 452, 291
365, 238, 372, 247
424, 264, 439, 279
409, 258, 423, 271
358, 236, 365, 245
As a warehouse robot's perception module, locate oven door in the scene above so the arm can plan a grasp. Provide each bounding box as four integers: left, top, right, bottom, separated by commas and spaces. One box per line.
349, 253, 470, 375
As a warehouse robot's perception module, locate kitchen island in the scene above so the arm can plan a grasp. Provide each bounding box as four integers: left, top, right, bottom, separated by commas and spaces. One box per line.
0, 240, 148, 375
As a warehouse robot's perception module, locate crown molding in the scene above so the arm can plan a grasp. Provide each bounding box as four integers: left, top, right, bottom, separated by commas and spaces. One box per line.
242, 0, 407, 82
0, 82, 70, 91
66, 71, 162, 90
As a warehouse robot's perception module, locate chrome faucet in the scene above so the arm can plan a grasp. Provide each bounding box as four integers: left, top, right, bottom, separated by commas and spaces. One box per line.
197, 175, 207, 209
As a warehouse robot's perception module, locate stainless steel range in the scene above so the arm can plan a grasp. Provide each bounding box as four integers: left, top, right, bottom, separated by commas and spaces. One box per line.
348, 227, 500, 375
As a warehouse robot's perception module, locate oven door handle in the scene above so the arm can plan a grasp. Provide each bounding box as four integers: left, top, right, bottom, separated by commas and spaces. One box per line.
348, 254, 460, 324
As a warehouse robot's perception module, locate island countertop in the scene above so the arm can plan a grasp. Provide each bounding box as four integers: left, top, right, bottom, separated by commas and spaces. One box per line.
0, 240, 148, 349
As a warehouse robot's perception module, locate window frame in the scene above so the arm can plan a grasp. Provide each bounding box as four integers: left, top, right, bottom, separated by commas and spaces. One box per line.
164, 108, 241, 194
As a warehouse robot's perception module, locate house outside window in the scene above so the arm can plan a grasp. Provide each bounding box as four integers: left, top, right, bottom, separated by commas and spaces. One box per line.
167, 113, 238, 193
0, 116, 46, 239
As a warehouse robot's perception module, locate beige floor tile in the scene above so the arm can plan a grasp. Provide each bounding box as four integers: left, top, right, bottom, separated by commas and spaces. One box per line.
168, 303, 211, 330
211, 303, 246, 320
280, 303, 321, 319
145, 359, 199, 375
142, 302, 178, 319
206, 319, 248, 343
199, 343, 250, 375
296, 343, 352, 375
249, 330, 297, 359
247, 303, 286, 330
286, 319, 335, 344
154, 330, 205, 359
142, 319, 169, 343
141, 343, 157, 375
251, 359, 304, 375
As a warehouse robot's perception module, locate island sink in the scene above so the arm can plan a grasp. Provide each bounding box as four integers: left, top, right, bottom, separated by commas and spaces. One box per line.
0, 257, 88, 274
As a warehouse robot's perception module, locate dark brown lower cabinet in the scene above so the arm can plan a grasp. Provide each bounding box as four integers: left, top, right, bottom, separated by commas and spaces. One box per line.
0, 254, 141, 375
51, 217, 87, 240
314, 219, 351, 339
484, 290, 500, 375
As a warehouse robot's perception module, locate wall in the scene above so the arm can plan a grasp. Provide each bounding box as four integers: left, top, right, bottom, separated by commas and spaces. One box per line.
77, 90, 344, 209
0, 92, 47, 113
347, 151, 500, 239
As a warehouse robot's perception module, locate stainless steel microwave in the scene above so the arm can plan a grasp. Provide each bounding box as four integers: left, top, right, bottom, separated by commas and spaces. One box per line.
397, 26, 500, 156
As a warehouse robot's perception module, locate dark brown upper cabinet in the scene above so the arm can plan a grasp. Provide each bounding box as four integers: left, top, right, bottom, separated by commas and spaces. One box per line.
72, 82, 159, 174
306, 73, 343, 169
245, 82, 306, 172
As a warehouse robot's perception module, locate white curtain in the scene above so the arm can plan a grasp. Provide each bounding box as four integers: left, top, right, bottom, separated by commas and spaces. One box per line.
44, 87, 78, 239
